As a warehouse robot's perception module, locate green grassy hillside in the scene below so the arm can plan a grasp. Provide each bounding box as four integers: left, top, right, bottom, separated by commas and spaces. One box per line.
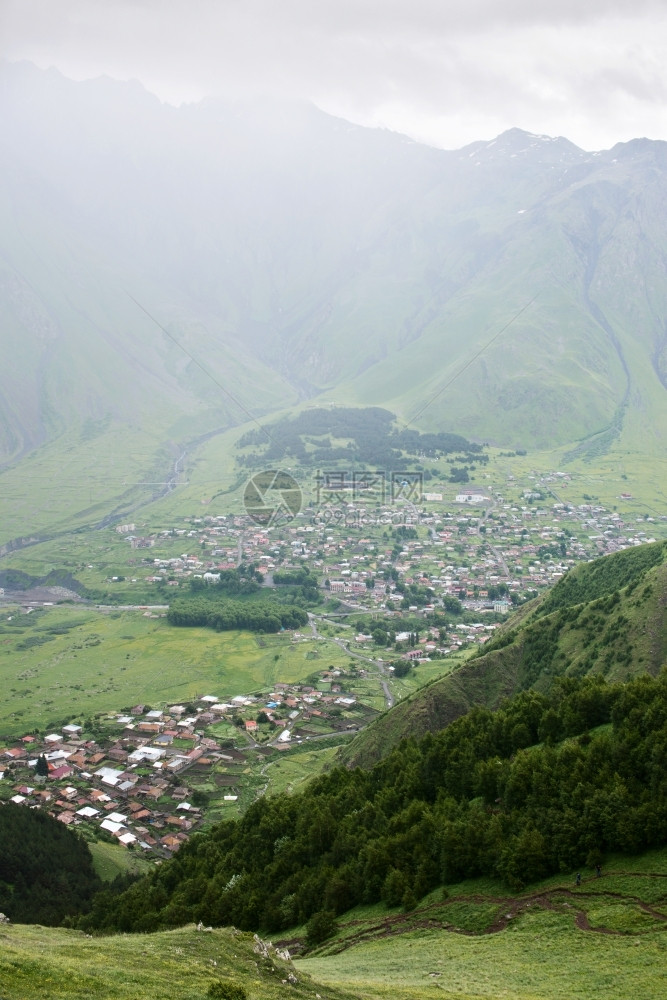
3, 849, 667, 999
298, 848, 667, 1000
0, 923, 356, 1000
343, 540, 667, 768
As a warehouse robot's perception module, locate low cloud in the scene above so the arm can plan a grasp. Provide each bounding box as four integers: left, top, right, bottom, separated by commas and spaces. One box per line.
3, 0, 667, 149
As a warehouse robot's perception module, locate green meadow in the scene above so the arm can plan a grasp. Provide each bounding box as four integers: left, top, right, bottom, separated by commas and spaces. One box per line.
387, 649, 471, 701
259, 744, 342, 797
0, 423, 173, 549
0, 606, 351, 739
88, 840, 155, 883
300, 911, 666, 1000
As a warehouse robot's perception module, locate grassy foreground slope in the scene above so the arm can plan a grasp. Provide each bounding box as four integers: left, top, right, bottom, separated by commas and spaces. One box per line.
0, 924, 356, 1000
343, 540, 667, 768
298, 849, 667, 1000
300, 912, 666, 1000
3, 851, 667, 1000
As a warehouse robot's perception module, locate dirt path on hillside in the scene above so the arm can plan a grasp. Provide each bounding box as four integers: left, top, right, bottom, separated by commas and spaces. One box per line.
277, 872, 667, 954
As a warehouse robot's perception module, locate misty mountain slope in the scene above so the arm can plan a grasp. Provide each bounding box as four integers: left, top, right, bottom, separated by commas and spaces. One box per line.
0, 63, 305, 465
335, 135, 667, 450
1, 61, 666, 476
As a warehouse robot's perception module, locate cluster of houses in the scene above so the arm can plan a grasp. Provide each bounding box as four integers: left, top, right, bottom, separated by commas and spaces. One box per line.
351, 621, 500, 661
312, 498, 660, 614
110, 470, 664, 621
0, 671, 368, 852
0, 707, 246, 854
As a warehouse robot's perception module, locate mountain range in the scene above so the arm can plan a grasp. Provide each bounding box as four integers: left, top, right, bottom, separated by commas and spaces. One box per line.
1, 60, 666, 535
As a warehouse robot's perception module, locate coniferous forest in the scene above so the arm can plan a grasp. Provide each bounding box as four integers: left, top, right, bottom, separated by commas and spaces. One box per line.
81, 670, 667, 935
0, 805, 101, 924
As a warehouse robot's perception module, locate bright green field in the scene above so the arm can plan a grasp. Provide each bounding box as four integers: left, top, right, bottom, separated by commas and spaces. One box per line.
388, 649, 472, 700
0, 606, 348, 738
0, 423, 172, 549
88, 840, 155, 883
260, 744, 342, 797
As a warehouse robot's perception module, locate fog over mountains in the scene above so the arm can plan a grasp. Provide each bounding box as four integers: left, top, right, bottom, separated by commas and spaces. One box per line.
1, 59, 667, 467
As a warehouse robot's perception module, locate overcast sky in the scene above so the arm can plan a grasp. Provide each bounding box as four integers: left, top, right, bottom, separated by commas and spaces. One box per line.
2, 0, 667, 150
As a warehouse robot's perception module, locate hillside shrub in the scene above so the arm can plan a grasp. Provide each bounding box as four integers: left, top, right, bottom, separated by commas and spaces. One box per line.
306, 909, 337, 945
207, 982, 247, 1000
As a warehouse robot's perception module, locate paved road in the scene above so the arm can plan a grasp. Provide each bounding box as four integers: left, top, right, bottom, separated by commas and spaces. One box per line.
476, 500, 511, 577
94, 604, 169, 611
308, 613, 395, 709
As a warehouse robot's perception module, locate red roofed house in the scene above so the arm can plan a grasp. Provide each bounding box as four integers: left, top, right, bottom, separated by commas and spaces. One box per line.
49, 765, 74, 781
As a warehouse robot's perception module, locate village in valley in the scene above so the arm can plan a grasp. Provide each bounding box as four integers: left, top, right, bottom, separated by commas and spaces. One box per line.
1, 462, 665, 856
115, 468, 662, 615
0, 676, 370, 858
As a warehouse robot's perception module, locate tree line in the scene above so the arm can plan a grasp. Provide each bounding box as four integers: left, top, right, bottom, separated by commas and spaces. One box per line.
168, 599, 308, 633
236, 406, 484, 469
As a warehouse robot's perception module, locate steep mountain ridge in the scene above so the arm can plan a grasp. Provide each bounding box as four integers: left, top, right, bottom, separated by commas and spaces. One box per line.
343, 540, 667, 768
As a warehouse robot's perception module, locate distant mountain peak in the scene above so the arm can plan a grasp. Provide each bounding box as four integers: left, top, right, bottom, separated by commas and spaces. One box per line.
481, 127, 585, 159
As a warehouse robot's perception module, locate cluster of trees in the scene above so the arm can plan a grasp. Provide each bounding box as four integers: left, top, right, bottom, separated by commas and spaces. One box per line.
0, 805, 101, 924
393, 525, 418, 540
390, 660, 413, 677
392, 581, 435, 609
168, 599, 308, 633
190, 566, 263, 597
81, 671, 667, 935
272, 568, 320, 603
449, 466, 470, 483
537, 542, 567, 560
236, 406, 484, 470
352, 606, 463, 642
